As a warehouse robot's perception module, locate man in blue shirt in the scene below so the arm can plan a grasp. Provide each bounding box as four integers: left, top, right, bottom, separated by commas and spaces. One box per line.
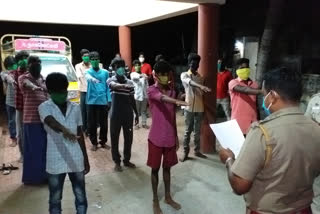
85, 51, 111, 151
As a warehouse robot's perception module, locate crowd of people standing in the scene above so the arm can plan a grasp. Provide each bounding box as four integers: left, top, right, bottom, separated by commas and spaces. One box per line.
0, 49, 320, 214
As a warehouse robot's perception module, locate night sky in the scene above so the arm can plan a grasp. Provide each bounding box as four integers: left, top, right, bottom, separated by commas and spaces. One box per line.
0, 13, 199, 68
0, 0, 315, 69
0, 0, 270, 68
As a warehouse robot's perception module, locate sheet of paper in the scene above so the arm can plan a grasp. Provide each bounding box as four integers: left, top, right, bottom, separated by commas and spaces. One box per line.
210, 120, 245, 158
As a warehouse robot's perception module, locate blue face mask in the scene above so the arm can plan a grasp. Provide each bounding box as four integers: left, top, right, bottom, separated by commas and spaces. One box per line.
262, 100, 271, 116
262, 92, 272, 116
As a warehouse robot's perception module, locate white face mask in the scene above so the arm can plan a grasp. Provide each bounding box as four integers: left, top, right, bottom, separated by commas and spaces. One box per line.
139, 57, 145, 63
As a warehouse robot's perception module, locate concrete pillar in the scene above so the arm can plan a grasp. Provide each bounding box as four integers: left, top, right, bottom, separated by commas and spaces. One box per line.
198, 4, 220, 153
118, 26, 132, 69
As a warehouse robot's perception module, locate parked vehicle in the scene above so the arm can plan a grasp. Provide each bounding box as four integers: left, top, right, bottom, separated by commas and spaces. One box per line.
0, 34, 80, 102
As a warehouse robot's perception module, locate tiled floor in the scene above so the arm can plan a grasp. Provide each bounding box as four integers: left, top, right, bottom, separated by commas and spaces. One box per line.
0, 111, 319, 214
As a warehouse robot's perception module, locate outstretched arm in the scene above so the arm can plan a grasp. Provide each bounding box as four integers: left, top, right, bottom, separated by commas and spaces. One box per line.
233, 85, 262, 95
160, 94, 188, 106
189, 80, 211, 92
23, 79, 44, 91
108, 81, 133, 90
43, 116, 78, 142
1, 72, 16, 84
181, 72, 211, 92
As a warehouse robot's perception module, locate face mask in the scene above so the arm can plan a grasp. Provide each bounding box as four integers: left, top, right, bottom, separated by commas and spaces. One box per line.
116, 67, 126, 83
8, 64, 18, 70
82, 56, 90, 63
18, 59, 28, 69
116, 67, 125, 76
135, 65, 141, 73
29, 63, 42, 78
90, 59, 100, 69
157, 75, 169, 85
139, 57, 145, 63
217, 63, 222, 71
236, 68, 250, 80
51, 92, 68, 105
262, 92, 272, 116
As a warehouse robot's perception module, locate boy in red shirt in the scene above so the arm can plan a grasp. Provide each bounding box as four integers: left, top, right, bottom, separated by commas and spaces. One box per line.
217, 58, 233, 120
147, 61, 188, 214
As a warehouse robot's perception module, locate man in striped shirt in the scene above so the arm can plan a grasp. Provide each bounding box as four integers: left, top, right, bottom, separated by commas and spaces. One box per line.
19, 55, 48, 184
107, 58, 139, 172
9, 50, 30, 161
1, 56, 18, 147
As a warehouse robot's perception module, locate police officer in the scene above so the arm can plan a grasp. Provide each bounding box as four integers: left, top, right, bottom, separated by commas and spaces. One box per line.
219, 67, 320, 214
305, 94, 320, 213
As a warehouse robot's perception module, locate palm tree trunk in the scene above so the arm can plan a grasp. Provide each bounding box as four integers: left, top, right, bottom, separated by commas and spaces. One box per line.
256, 0, 287, 86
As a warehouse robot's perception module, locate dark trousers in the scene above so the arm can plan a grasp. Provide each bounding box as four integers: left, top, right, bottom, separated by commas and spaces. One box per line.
48, 172, 87, 214
87, 105, 108, 146
80, 92, 88, 132
110, 116, 133, 164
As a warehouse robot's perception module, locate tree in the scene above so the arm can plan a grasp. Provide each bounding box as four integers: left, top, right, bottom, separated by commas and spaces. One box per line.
256, 0, 287, 86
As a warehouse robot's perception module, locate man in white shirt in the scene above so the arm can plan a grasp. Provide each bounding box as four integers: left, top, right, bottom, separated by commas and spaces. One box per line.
130, 60, 149, 129
75, 49, 91, 135
39, 72, 89, 214
180, 53, 211, 162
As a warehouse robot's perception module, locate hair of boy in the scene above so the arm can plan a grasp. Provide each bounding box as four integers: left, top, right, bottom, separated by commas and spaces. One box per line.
139, 52, 145, 57
155, 54, 165, 63
132, 60, 141, 66
46, 72, 69, 92
80, 49, 90, 56
15, 50, 29, 61
4, 56, 16, 69
27, 55, 41, 65
153, 60, 172, 75
89, 51, 100, 60
112, 58, 125, 70
187, 53, 201, 64
237, 58, 250, 66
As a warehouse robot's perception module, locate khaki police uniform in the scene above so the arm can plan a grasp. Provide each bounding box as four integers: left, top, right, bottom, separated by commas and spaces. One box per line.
231, 107, 320, 214
305, 94, 320, 213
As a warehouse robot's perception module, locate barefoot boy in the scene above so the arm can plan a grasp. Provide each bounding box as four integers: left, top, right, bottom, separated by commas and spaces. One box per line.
147, 61, 188, 214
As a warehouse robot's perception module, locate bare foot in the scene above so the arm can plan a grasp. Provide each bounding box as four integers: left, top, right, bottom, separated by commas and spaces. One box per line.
165, 197, 181, 210
9, 139, 17, 147
153, 202, 163, 214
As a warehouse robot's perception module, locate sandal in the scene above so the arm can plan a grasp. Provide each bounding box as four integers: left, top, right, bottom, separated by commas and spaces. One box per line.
0, 163, 19, 175
7, 164, 19, 170
0, 164, 11, 175
3, 168, 11, 175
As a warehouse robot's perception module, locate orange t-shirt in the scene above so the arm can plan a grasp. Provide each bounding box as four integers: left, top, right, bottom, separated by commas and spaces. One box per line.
228, 78, 258, 134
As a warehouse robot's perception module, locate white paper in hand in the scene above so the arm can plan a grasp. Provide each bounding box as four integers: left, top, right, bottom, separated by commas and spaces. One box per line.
210, 120, 245, 158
